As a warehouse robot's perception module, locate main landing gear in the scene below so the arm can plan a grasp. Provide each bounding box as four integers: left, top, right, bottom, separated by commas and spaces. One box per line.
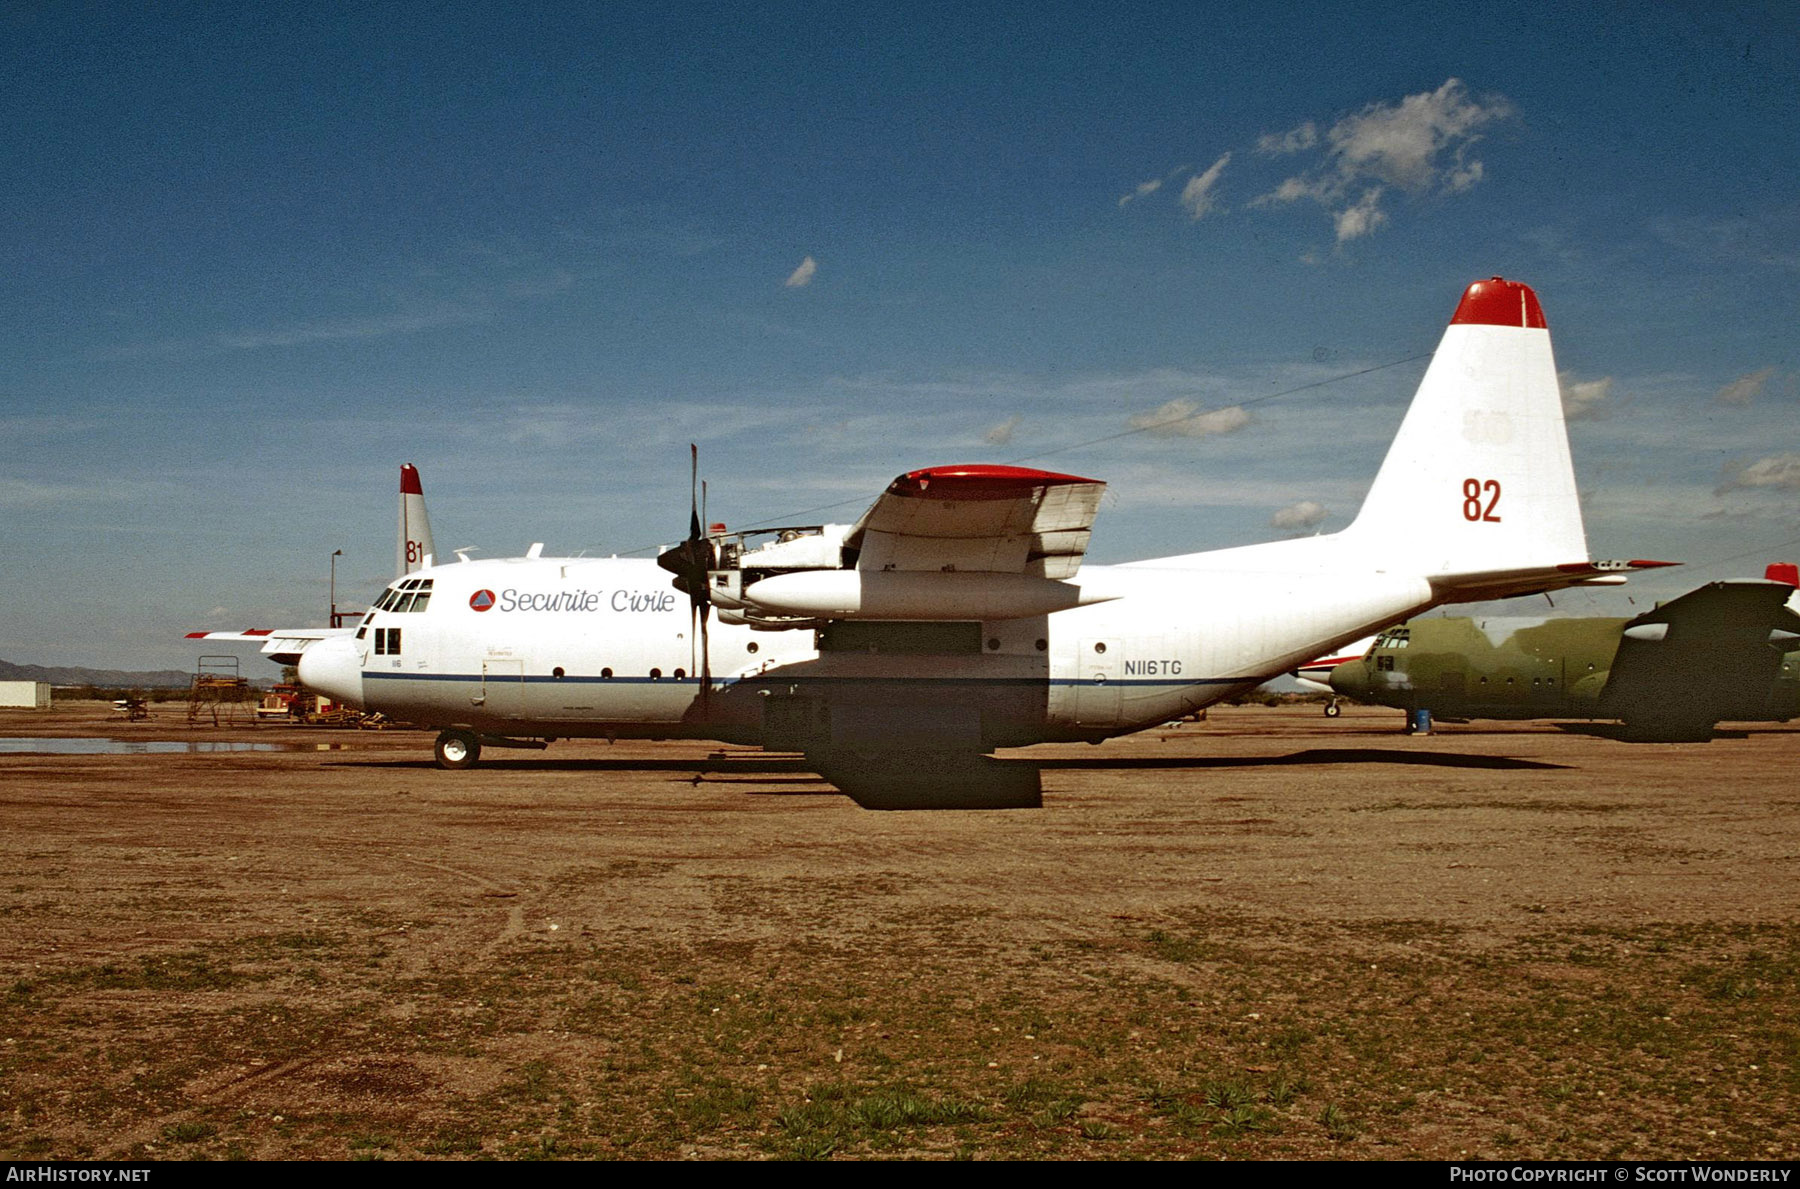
1323, 699, 1341, 717
434, 730, 481, 770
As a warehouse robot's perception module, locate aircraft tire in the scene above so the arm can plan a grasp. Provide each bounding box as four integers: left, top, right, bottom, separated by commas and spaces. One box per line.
435, 730, 482, 770
1323, 701, 1341, 718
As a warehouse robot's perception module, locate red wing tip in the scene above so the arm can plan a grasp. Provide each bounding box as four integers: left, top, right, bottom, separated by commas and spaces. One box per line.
890, 464, 1101, 499
400, 463, 424, 495
1626, 559, 1681, 570
184, 632, 209, 638
1766, 562, 1799, 587
1450, 277, 1547, 329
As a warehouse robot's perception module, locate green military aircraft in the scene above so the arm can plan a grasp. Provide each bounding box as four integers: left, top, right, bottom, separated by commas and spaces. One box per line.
1326, 569, 1800, 742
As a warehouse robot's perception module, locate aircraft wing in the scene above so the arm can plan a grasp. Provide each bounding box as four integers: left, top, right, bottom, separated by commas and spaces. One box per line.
847, 464, 1107, 578
185, 627, 355, 668
1601, 579, 1800, 722
716, 464, 1112, 622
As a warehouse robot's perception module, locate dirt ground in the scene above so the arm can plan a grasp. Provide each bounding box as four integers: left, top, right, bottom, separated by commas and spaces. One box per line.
1, 701, 1796, 1160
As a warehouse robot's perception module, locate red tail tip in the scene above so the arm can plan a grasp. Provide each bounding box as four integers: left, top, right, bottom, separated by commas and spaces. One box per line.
1766, 563, 1799, 588
1451, 277, 1547, 329
400, 464, 424, 495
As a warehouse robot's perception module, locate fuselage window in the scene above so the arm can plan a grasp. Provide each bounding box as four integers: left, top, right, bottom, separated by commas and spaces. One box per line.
374, 627, 403, 656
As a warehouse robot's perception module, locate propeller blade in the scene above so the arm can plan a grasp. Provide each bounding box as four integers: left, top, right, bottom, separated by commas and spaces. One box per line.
657, 443, 716, 601
653, 444, 716, 703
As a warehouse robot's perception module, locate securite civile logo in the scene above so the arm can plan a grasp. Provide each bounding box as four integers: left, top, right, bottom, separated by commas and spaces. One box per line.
469, 589, 497, 612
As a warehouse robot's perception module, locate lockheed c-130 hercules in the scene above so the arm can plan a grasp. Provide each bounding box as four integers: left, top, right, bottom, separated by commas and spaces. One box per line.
191, 278, 1668, 808
1323, 565, 1800, 741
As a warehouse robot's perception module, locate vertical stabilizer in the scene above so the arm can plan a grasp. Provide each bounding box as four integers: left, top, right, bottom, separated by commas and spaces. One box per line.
1343, 278, 1587, 579
398, 463, 434, 577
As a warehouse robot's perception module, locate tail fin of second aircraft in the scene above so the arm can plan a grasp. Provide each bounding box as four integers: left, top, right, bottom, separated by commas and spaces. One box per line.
397, 463, 435, 577
1342, 277, 1592, 589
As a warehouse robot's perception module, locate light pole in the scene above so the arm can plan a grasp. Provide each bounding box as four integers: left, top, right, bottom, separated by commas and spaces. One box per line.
330, 549, 343, 627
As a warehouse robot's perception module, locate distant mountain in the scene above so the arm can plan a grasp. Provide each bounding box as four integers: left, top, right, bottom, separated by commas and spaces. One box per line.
0, 658, 198, 689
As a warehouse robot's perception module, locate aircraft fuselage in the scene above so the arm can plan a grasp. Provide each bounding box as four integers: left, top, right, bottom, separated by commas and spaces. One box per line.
301, 553, 1434, 750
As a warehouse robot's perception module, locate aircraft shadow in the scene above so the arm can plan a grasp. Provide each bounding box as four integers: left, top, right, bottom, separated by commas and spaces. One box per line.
1552, 722, 1750, 742
336, 746, 1565, 778
1030, 748, 1569, 772
333, 756, 820, 775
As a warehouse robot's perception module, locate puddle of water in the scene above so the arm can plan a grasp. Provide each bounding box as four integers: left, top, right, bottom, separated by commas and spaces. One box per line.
0, 738, 345, 755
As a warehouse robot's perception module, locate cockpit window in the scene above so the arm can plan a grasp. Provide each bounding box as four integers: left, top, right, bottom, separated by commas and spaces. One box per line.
374, 579, 433, 614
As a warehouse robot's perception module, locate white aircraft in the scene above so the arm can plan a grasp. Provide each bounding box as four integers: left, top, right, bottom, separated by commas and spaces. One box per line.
200, 278, 1667, 808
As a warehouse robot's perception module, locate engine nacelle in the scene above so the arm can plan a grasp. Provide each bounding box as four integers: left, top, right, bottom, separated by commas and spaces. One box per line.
740, 570, 1111, 621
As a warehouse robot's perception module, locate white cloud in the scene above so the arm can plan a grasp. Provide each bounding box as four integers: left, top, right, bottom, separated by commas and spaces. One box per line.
1327, 79, 1509, 191
0, 476, 140, 508
784, 256, 817, 288
1256, 122, 1318, 155
1716, 366, 1778, 406
984, 415, 1021, 446
1118, 178, 1163, 208
1179, 154, 1231, 220
1252, 175, 1325, 207
212, 309, 487, 351
1445, 160, 1484, 193
1253, 78, 1512, 243
1560, 373, 1614, 422
1332, 189, 1388, 243
1271, 499, 1328, 531
1717, 454, 1800, 494
1127, 400, 1252, 439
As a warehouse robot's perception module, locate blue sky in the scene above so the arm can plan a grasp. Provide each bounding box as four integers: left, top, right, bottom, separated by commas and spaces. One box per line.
3, 2, 1797, 672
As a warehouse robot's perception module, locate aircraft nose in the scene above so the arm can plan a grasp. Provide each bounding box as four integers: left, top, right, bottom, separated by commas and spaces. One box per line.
298, 635, 364, 707
1327, 659, 1367, 698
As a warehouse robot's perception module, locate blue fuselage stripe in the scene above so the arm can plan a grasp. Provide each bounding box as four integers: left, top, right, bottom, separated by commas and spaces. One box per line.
359, 671, 1273, 688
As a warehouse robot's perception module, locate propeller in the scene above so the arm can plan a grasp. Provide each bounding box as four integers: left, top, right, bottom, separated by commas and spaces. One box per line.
656, 444, 715, 703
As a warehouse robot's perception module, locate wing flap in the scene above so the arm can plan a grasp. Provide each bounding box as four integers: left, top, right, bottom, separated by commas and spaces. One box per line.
850, 464, 1105, 577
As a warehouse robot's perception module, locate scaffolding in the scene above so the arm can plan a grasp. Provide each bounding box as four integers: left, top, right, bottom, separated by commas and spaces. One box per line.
188, 656, 254, 727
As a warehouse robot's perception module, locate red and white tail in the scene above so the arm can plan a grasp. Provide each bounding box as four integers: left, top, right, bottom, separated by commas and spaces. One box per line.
1344, 278, 1587, 581
397, 463, 435, 577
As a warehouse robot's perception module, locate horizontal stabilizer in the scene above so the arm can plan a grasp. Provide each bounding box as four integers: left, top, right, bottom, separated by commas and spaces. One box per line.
1429, 559, 1680, 602
1603, 579, 1800, 724
184, 627, 355, 668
